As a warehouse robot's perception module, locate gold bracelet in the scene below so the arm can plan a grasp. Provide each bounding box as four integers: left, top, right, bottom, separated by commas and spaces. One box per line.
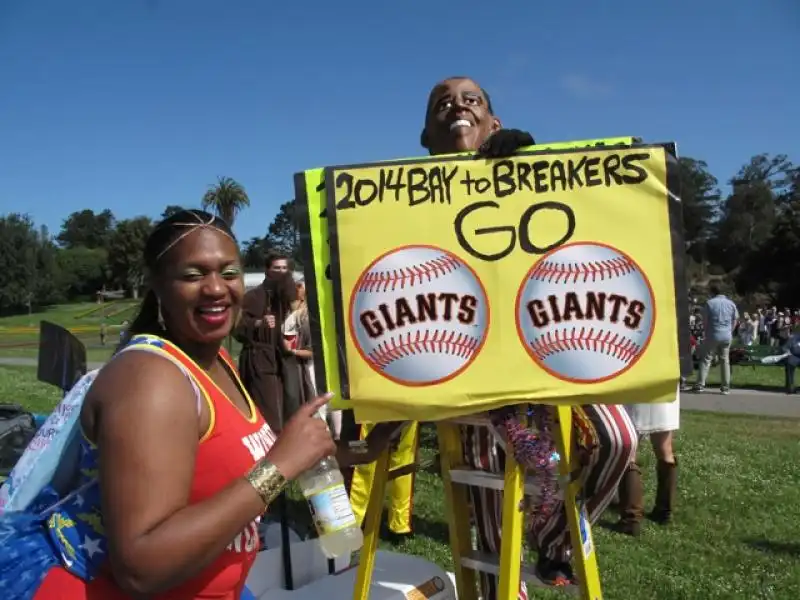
245, 459, 287, 507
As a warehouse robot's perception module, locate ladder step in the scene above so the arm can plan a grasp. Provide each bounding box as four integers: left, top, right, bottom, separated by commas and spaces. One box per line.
448, 468, 564, 499
460, 550, 578, 594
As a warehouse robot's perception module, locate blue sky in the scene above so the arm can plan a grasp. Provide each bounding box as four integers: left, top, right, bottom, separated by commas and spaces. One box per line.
1, 0, 798, 243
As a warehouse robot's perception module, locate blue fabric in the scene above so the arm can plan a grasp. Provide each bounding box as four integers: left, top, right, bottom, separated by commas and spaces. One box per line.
0, 501, 60, 600
0, 438, 105, 599
703, 295, 739, 343
44, 436, 107, 581
0, 334, 166, 597
784, 334, 800, 367
240, 585, 258, 600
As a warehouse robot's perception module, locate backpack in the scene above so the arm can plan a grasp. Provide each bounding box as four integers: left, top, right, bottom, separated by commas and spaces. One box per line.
0, 405, 39, 478
0, 370, 98, 515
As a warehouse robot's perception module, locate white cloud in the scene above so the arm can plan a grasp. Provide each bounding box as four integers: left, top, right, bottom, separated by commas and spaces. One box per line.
560, 74, 614, 99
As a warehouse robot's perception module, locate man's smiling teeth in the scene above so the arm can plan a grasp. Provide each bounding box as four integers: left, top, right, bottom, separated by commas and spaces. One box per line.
450, 119, 472, 131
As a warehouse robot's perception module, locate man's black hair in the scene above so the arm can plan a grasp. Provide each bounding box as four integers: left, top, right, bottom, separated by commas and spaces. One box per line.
425, 76, 494, 117
709, 283, 721, 297
265, 251, 293, 270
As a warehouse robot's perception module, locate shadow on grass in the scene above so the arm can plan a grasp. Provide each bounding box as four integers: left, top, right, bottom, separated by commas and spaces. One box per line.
745, 539, 800, 557
267, 491, 451, 545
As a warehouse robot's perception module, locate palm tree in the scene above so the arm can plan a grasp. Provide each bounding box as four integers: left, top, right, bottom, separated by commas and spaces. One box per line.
201, 176, 250, 227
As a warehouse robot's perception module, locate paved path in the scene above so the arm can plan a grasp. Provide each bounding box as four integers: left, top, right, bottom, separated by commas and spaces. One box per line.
2, 357, 799, 419
681, 388, 800, 419
0, 356, 106, 370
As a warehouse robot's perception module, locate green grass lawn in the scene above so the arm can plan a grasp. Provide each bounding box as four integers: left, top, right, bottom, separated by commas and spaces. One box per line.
3, 365, 799, 599
0, 302, 138, 363
0, 302, 241, 364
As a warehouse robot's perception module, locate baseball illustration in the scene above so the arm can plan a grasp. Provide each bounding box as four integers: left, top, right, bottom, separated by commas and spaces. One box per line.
516, 242, 655, 383
349, 245, 489, 386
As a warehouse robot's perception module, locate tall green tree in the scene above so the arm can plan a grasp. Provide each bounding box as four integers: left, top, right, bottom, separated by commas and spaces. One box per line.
0, 214, 40, 312
678, 157, 720, 264
57, 209, 115, 249
57, 246, 109, 299
708, 154, 794, 272
241, 236, 271, 269
34, 227, 64, 306
264, 200, 301, 265
107, 217, 154, 298
201, 176, 250, 227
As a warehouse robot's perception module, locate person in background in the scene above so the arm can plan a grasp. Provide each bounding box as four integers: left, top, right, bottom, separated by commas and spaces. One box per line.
776, 312, 792, 348
99, 321, 107, 346
693, 284, 738, 394
285, 273, 343, 439
349, 421, 420, 543
266, 252, 292, 279
768, 309, 779, 347
417, 76, 636, 592
616, 385, 680, 536
746, 312, 760, 347
280, 273, 344, 434
234, 253, 297, 431
118, 320, 130, 346
783, 331, 800, 394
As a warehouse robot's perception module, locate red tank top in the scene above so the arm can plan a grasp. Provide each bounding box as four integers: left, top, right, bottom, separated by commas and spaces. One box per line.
36, 335, 274, 600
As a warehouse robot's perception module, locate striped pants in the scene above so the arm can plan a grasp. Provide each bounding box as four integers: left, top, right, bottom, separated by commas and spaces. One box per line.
461, 404, 637, 600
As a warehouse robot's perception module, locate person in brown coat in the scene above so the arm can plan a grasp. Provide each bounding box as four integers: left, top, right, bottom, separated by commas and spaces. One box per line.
234, 253, 296, 432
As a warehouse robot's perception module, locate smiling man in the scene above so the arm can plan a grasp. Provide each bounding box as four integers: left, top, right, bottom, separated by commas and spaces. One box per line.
420, 76, 637, 595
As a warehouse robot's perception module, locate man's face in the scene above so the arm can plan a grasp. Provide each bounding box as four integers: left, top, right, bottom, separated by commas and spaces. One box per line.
423, 78, 500, 156
267, 258, 289, 279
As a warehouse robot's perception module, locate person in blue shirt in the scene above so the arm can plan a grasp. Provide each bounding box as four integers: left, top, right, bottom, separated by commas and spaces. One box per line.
693, 284, 739, 394
782, 332, 800, 394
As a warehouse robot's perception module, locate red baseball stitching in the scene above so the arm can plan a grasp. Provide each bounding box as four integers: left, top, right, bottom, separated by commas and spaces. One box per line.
367, 329, 482, 370
529, 256, 635, 284
528, 327, 642, 364
358, 254, 462, 293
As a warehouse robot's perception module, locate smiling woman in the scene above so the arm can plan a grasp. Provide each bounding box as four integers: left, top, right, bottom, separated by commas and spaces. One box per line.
0, 210, 350, 600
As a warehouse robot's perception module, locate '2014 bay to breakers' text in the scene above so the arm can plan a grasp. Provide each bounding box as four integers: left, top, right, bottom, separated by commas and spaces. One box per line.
334, 152, 651, 210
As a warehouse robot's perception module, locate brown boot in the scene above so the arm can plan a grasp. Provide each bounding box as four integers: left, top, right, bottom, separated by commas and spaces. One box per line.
649, 459, 677, 525
616, 462, 643, 536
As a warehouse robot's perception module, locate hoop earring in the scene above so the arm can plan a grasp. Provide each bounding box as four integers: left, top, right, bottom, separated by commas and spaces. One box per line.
157, 298, 166, 330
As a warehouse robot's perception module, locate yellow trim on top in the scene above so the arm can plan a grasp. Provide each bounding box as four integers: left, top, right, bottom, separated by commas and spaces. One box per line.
121, 343, 217, 443
129, 334, 257, 425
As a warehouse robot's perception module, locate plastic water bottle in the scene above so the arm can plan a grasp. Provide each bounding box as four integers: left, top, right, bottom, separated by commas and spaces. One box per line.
295, 413, 363, 558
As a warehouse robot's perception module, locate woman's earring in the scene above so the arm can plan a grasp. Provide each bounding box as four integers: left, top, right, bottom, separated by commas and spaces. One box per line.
157, 298, 165, 330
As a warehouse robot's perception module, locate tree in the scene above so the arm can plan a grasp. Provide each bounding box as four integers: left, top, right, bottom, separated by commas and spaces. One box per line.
707, 154, 794, 272
738, 201, 800, 303
57, 246, 109, 299
34, 228, 64, 306
678, 157, 720, 264
161, 205, 185, 219
107, 217, 154, 298
201, 176, 250, 227
264, 200, 301, 264
57, 209, 115, 249
241, 236, 271, 269
0, 214, 40, 312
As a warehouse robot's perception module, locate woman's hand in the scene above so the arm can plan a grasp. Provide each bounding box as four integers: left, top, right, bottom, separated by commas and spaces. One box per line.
267, 393, 337, 480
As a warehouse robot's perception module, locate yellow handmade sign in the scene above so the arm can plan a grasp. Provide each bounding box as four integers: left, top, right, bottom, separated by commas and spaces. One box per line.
296, 140, 690, 423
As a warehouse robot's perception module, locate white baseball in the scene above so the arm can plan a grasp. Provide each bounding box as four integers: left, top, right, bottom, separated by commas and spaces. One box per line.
516, 243, 655, 383
350, 246, 488, 386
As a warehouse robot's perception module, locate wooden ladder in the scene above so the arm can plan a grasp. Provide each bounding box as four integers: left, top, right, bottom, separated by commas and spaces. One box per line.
352, 405, 604, 600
